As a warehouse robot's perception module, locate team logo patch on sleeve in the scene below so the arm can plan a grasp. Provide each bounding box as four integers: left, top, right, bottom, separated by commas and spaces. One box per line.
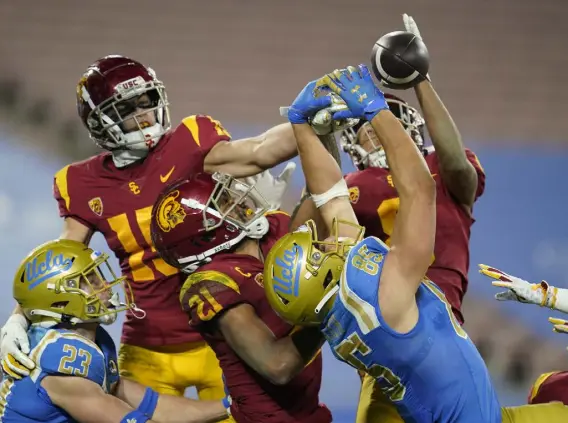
88, 197, 103, 216
349, 187, 360, 204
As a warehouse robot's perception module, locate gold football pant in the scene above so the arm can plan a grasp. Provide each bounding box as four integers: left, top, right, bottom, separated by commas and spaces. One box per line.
118, 340, 233, 422
502, 403, 568, 423
357, 372, 568, 423
356, 373, 403, 423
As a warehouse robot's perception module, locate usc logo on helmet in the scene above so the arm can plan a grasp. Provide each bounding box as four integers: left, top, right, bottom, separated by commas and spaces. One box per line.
155, 190, 186, 233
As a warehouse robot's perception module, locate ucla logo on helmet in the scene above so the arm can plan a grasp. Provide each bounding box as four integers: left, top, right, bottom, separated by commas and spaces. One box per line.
272, 244, 304, 298
24, 250, 73, 290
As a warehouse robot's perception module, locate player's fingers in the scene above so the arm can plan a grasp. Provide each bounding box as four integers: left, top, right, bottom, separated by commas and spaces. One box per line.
491, 281, 513, 289
549, 317, 568, 326
277, 162, 296, 184
332, 109, 356, 120
11, 349, 35, 370
549, 318, 568, 335
315, 75, 340, 95
318, 95, 333, 110
1, 359, 23, 379
358, 64, 371, 80
552, 325, 568, 335
16, 334, 30, 355
3, 355, 29, 377
478, 264, 511, 281
495, 291, 516, 302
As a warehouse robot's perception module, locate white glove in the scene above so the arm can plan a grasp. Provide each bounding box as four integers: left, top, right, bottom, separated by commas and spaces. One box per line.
403, 13, 430, 80
548, 317, 568, 352
242, 162, 296, 210
0, 314, 35, 379
403, 13, 423, 40
478, 264, 568, 312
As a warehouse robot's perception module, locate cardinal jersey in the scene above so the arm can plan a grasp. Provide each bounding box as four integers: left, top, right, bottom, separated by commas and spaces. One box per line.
528, 371, 568, 405
0, 326, 119, 423
53, 115, 230, 347
345, 148, 485, 324
179, 212, 331, 423
323, 237, 500, 423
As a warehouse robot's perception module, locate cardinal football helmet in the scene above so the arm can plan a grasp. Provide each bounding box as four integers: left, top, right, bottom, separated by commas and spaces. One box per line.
151, 173, 271, 272
13, 239, 138, 327
340, 93, 425, 169
76, 54, 170, 151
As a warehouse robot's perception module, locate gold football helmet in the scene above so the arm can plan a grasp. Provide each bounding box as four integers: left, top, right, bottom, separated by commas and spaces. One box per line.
13, 239, 137, 326
263, 219, 364, 325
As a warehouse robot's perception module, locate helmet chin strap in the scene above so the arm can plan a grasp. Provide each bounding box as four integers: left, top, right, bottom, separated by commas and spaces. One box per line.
244, 215, 270, 239
28, 292, 146, 327
314, 285, 340, 314
29, 309, 101, 327
111, 123, 164, 168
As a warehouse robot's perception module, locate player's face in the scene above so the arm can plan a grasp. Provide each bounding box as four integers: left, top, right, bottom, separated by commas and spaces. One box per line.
357, 122, 382, 153
80, 270, 113, 305
114, 93, 157, 133
217, 190, 258, 225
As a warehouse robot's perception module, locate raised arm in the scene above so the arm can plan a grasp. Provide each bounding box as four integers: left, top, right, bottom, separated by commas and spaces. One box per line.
414, 80, 477, 209
284, 80, 361, 240
404, 14, 478, 210
369, 107, 436, 288
322, 66, 435, 318
203, 123, 297, 178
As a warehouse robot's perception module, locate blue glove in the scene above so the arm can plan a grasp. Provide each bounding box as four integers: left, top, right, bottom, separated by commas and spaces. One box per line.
315, 65, 388, 121
287, 80, 333, 124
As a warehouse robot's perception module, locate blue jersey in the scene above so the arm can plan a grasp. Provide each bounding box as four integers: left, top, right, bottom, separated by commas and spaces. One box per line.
321, 237, 501, 423
0, 326, 119, 423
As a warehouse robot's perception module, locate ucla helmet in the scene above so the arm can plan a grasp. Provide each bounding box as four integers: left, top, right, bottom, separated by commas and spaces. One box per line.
263, 220, 364, 325
13, 239, 137, 327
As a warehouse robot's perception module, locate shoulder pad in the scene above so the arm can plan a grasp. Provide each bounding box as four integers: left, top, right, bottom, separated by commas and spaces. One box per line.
33, 330, 105, 385
180, 269, 242, 324
181, 115, 231, 147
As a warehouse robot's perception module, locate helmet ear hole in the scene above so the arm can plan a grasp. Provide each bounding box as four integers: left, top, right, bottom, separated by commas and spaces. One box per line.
51, 301, 68, 309
276, 293, 290, 305
323, 270, 334, 289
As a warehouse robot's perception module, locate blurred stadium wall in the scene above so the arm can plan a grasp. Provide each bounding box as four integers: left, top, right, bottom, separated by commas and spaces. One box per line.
1, 1, 568, 421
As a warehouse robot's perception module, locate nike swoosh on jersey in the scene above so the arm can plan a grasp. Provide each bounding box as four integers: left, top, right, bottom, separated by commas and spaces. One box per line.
160, 166, 176, 183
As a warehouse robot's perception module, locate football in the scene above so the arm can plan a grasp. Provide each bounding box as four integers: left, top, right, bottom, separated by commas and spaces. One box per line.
371, 31, 430, 90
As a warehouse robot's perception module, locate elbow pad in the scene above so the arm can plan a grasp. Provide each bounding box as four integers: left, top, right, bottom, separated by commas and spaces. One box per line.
310, 178, 349, 209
